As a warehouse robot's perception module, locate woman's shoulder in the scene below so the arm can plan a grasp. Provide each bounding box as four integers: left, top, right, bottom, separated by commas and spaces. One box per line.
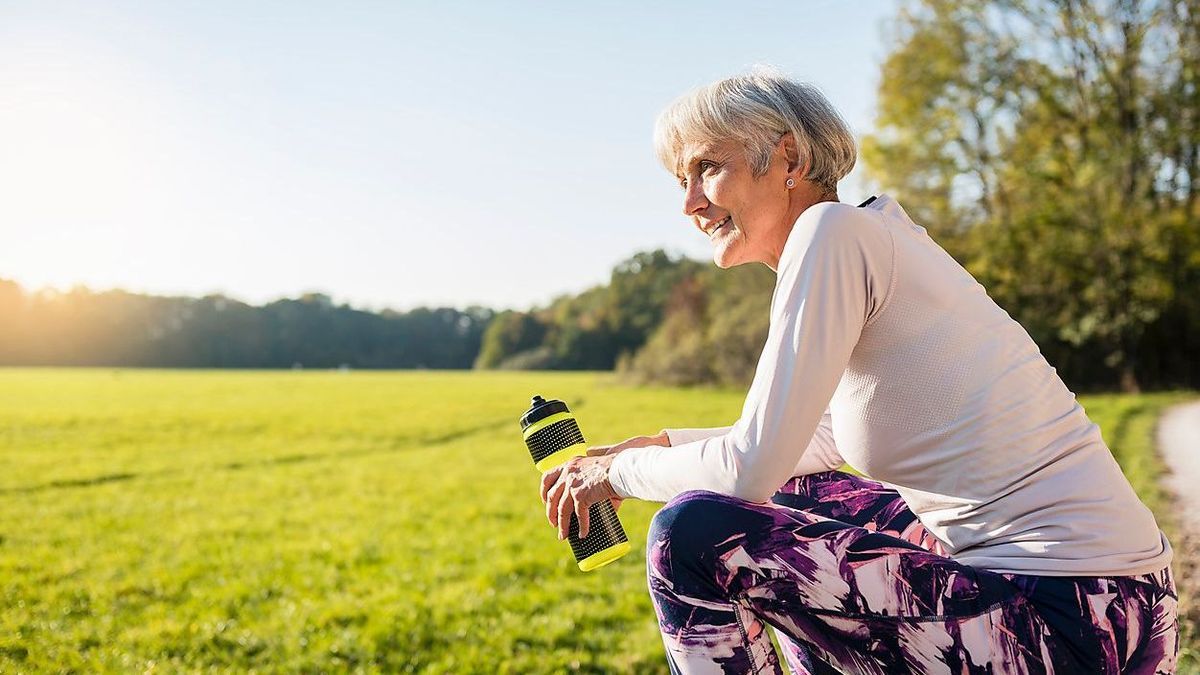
798, 199, 877, 228
781, 200, 893, 270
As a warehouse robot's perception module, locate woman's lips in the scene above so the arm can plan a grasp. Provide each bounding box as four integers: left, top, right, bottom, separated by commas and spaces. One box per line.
708, 217, 731, 238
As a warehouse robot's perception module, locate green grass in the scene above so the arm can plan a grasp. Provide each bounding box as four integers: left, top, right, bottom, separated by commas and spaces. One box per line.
1077, 390, 1200, 671
1077, 392, 1196, 528
0, 369, 1192, 672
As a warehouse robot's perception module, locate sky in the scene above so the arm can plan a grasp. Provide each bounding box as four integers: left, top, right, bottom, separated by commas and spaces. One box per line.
1, 0, 901, 313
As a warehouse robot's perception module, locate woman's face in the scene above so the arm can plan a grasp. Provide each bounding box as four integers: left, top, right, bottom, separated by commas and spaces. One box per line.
678, 137, 794, 270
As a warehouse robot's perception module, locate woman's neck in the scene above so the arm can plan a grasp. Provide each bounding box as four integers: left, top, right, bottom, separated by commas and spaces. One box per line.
765, 188, 840, 272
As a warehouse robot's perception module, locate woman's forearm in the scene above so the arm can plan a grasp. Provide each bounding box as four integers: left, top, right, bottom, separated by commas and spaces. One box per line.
661, 426, 733, 446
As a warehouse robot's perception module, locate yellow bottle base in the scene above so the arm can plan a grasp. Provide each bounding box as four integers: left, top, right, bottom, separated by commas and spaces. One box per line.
577, 541, 632, 572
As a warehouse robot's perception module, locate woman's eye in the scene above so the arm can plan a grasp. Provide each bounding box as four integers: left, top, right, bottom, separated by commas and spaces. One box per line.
679, 162, 717, 189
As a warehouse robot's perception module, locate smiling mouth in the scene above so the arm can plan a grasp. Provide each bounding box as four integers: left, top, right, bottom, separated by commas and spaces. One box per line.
705, 216, 731, 237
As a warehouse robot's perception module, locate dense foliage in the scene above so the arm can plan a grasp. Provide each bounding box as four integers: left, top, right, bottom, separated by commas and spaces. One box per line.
476, 250, 710, 373
862, 0, 1200, 391
618, 264, 775, 388
472, 249, 777, 388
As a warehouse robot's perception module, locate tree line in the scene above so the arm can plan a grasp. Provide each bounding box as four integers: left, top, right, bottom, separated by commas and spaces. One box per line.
0, 280, 491, 369
2, 219, 1196, 388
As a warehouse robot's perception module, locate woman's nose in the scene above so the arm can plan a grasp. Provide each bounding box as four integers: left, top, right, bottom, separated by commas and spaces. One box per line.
682, 181, 708, 217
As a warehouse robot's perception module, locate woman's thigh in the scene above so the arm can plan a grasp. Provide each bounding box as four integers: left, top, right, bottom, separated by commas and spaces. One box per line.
1004, 569, 1178, 673
648, 489, 1171, 673
772, 471, 947, 555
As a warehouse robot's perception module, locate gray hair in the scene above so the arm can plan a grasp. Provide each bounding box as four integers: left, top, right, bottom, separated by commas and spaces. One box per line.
653, 66, 857, 193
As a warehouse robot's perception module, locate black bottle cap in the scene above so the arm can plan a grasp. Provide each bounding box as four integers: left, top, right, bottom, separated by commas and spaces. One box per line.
520, 394, 570, 430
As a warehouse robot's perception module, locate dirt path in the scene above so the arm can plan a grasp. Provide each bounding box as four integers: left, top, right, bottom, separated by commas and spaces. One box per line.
1160, 400, 1200, 529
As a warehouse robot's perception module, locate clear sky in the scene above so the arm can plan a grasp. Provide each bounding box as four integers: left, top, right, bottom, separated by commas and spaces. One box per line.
1, 0, 900, 312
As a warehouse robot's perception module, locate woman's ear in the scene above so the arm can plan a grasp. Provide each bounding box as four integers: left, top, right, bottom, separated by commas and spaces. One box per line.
776, 132, 808, 180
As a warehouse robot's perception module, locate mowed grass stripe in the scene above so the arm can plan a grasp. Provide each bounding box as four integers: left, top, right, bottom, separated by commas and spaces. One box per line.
0, 369, 568, 493
0, 414, 516, 496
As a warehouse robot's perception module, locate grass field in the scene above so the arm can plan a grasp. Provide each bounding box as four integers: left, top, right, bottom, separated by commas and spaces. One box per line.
0, 369, 1193, 673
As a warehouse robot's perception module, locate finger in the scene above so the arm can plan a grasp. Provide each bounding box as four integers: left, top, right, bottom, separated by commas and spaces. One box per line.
540, 467, 561, 504
557, 491, 574, 540
585, 446, 610, 457
577, 498, 590, 539
546, 480, 565, 528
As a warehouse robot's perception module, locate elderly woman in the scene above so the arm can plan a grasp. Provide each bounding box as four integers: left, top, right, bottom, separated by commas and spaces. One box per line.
539, 68, 1177, 674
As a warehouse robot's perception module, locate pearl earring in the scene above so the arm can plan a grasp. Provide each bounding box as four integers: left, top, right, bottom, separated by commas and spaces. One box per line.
786, 178, 795, 189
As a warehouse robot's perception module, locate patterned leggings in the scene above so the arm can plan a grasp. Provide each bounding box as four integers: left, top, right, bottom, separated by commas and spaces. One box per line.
647, 471, 1178, 674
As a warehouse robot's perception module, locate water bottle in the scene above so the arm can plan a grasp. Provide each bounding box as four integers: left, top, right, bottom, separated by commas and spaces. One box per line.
520, 395, 631, 571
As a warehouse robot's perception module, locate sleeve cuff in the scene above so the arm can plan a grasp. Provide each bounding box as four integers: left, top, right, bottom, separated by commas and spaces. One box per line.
608, 450, 635, 499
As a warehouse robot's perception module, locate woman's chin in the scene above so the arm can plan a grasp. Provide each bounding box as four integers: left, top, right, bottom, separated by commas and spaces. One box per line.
712, 243, 743, 269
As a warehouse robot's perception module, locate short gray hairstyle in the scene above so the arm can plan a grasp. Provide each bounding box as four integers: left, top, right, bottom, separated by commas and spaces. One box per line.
653, 66, 857, 193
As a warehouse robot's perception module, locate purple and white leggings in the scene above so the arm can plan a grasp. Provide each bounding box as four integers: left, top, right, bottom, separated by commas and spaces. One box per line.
646, 471, 1178, 674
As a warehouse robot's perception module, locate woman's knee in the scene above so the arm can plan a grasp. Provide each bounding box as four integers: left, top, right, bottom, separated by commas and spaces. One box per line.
647, 490, 767, 561
651, 490, 727, 537
645, 491, 751, 593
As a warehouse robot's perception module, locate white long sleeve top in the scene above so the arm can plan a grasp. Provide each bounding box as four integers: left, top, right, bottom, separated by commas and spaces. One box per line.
609, 194, 1172, 577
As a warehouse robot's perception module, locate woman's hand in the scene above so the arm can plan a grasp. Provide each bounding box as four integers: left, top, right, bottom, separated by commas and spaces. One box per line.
579, 432, 669, 516
539, 453, 620, 541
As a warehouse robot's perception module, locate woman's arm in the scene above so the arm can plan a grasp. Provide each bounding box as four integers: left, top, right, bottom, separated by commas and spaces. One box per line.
791, 408, 843, 475
586, 431, 672, 456
664, 412, 842, 475
608, 204, 893, 502
662, 426, 733, 446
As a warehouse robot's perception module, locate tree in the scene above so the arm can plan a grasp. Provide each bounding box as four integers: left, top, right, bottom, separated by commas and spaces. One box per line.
619, 262, 775, 388
475, 249, 705, 372
863, 0, 1200, 391
604, 250, 704, 360
474, 311, 548, 369
621, 275, 715, 386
